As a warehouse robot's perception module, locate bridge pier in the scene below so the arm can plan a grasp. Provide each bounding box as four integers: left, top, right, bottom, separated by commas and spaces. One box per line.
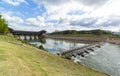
24, 35, 27, 40
30, 35, 32, 40
16, 35, 43, 40
34, 35, 36, 40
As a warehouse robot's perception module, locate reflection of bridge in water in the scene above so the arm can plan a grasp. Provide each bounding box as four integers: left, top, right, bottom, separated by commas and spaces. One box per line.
9, 28, 46, 40
58, 42, 105, 57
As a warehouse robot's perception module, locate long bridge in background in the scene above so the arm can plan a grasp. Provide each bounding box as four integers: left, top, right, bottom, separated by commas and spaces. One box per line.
8, 27, 46, 40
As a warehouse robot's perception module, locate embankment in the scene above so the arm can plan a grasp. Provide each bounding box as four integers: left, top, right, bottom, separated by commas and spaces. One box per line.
47, 35, 107, 42
47, 35, 120, 45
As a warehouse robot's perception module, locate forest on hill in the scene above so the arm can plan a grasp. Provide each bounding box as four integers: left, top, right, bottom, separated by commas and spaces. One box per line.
50, 29, 112, 36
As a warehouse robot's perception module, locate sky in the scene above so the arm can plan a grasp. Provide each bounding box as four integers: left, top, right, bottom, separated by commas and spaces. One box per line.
0, 0, 120, 32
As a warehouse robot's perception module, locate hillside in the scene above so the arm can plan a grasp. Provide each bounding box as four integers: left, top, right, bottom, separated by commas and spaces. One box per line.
0, 35, 108, 76
49, 29, 112, 36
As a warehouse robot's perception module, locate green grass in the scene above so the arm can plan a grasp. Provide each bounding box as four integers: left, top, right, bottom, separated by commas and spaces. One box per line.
0, 35, 109, 76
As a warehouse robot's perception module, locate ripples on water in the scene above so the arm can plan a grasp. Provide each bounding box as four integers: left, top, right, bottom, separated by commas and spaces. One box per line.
75, 43, 120, 76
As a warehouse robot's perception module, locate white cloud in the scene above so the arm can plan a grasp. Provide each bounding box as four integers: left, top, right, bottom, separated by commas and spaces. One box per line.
2, 0, 28, 6
34, 0, 109, 7
25, 16, 45, 26
37, 0, 120, 32
1, 0, 120, 32
76, 0, 109, 6
33, 0, 70, 6
90, 0, 120, 17
1, 11, 24, 26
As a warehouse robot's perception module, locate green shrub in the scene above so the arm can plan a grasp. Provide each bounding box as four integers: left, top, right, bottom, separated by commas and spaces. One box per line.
64, 56, 71, 60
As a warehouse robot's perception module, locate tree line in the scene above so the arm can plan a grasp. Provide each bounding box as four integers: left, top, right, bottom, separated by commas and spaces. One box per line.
0, 13, 8, 34
50, 29, 112, 35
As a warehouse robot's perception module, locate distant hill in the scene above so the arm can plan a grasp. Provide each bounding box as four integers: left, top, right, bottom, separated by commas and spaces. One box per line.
49, 29, 112, 36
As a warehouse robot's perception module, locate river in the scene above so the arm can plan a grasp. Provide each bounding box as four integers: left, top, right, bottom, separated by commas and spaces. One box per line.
30, 38, 120, 76
30, 38, 87, 53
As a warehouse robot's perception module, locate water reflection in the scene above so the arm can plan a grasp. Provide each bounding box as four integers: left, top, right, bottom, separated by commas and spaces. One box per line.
30, 38, 86, 53
39, 38, 46, 44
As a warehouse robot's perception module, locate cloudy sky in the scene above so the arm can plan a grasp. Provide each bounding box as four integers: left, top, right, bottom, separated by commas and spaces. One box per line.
0, 0, 120, 32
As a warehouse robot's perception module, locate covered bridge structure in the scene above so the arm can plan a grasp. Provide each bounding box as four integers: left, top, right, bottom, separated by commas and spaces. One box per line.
8, 27, 46, 40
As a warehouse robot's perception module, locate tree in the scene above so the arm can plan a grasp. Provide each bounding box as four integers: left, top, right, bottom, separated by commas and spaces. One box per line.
91, 29, 103, 35
0, 13, 8, 34
105, 31, 111, 35
97, 29, 103, 35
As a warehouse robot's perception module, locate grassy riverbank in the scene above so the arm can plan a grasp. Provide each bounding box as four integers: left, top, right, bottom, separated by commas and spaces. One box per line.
0, 35, 108, 76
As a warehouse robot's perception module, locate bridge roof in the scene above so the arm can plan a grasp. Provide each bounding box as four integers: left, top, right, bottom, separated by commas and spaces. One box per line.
12, 30, 46, 35
13, 30, 40, 33
8, 27, 46, 35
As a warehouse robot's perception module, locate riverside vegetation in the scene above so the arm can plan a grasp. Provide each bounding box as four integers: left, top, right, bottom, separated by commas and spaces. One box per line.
0, 14, 8, 34
48, 29, 120, 39
0, 35, 109, 76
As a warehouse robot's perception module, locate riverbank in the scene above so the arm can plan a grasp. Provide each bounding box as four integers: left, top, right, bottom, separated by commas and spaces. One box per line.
46, 35, 107, 43
0, 35, 109, 76
47, 35, 120, 44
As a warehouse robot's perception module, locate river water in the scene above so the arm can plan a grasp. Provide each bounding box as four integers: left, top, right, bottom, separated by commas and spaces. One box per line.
30, 38, 120, 76
30, 38, 86, 53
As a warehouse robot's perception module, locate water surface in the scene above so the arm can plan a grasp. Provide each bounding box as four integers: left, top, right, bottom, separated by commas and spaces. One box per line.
73, 43, 120, 76
30, 38, 87, 53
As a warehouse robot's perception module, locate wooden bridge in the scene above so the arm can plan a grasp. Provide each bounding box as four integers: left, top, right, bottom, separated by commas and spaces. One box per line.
58, 42, 105, 57
8, 27, 46, 40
